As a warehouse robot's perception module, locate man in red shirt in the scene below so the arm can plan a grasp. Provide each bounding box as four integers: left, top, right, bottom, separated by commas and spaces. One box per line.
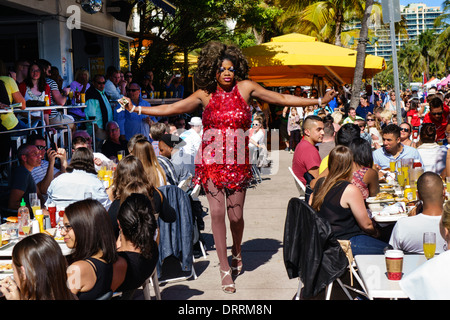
292, 115, 324, 186
423, 97, 449, 142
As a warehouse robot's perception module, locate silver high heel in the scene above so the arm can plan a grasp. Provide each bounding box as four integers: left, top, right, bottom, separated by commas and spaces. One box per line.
231, 253, 242, 276
220, 269, 236, 294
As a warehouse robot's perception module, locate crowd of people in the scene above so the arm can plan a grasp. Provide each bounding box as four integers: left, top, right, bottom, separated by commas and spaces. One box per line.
291, 83, 450, 299
3, 45, 450, 299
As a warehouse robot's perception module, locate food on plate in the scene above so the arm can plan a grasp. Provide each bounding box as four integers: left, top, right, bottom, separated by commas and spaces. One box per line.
0, 263, 12, 271
375, 192, 394, 201
380, 185, 393, 190
5, 216, 18, 223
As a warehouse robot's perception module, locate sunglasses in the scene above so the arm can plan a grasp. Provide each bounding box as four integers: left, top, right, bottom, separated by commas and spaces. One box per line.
367, 119, 375, 121
400, 128, 410, 133
96, 81, 106, 85
431, 112, 443, 116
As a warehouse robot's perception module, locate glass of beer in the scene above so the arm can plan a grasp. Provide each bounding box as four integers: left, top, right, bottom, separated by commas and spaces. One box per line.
423, 232, 436, 260
117, 150, 125, 161
389, 160, 396, 172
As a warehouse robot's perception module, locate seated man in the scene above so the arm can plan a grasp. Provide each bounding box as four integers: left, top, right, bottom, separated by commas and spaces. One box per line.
85, 74, 115, 145
389, 172, 447, 254
8, 144, 42, 211
72, 133, 110, 171
373, 124, 424, 169
157, 133, 191, 186
292, 115, 324, 186
100, 121, 129, 160
149, 122, 168, 156
27, 133, 67, 196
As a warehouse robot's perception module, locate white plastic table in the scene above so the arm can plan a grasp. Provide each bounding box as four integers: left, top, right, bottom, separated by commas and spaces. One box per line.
355, 254, 427, 300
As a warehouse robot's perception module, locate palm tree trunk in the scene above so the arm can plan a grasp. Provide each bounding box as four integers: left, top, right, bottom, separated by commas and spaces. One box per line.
349, 0, 374, 110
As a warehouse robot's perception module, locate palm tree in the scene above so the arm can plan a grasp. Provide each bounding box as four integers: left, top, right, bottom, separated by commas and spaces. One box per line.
349, 0, 374, 109
398, 40, 422, 83
279, 0, 382, 47
418, 29, 436, 82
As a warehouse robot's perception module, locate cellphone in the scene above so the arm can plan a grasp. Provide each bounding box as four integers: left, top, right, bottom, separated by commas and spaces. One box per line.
175, 74, 181, 78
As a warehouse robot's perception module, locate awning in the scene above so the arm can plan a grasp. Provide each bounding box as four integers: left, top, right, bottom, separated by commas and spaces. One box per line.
242, 33, 386, 87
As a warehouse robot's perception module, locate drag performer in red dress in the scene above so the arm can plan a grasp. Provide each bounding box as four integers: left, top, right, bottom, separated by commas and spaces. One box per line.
124, 41, 337, 293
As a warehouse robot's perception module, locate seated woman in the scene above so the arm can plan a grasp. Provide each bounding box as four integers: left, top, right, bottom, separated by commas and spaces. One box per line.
348, 137, 380, 199
116, 192, 159, 294
45, 147, 111, 209
416, 123, 447, 175
107, 155, 175, 238
131, 137, 167, 187
0, 233, 76, 300
310, 145, 388, 255
18, 62, 52, 126
62, 199, 125, 299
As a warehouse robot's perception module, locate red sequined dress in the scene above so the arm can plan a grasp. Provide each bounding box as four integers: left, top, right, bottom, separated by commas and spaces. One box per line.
194, 84, 253, 192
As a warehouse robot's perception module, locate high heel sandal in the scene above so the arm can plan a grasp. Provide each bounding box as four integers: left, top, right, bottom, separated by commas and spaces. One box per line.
231, 253, 242, 276
220, 269, 236, 294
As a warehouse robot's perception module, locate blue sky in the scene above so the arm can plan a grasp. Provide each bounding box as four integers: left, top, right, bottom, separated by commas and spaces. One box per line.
400, 0, 444, 7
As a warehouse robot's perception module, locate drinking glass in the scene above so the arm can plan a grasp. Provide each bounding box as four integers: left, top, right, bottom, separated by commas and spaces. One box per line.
423, 232, 436, 260
21, 215, 31, 236
29, 193, 38, 205
117, 150, 125, 161
84, 192, 92, 199
30, 198, 40, 217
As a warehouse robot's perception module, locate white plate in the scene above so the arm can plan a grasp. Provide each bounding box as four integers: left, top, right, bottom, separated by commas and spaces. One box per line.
366, 197, 395, 204
0, 260, 13, 274
373, 213, 408, 222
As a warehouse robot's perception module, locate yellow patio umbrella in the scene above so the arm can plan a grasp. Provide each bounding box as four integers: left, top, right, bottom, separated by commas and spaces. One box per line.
242, 33, 386, 87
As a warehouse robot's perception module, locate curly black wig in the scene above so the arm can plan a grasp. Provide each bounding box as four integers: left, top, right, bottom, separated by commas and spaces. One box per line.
194, 41, 249, 94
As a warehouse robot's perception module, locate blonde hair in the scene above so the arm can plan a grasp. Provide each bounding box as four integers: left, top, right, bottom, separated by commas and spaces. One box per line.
331, 111, 343, 125
380, 109, 392, 121
311, 145, 354, 211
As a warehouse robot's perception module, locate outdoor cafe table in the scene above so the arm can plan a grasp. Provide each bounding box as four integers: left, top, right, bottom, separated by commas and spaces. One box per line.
0, 239, 72, 258
355, 254, 427, 300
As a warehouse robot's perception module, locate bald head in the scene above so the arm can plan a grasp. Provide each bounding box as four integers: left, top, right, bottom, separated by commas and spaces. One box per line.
417, 172, 444, 204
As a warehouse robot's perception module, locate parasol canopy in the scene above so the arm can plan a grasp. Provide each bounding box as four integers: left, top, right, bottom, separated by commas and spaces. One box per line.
242, 33, 386, 87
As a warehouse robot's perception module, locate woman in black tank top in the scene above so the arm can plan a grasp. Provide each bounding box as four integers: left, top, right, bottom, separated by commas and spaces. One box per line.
310, 146, 388, 255
116, 190, 159, 293
63, 199, 123, 299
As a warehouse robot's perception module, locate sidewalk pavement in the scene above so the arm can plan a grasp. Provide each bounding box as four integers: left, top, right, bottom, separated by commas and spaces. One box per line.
146, 149, 302, 300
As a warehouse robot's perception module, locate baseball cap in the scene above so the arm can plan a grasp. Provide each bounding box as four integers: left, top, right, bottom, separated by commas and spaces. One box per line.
188, 117, 202, 126
160, 134, 186, 149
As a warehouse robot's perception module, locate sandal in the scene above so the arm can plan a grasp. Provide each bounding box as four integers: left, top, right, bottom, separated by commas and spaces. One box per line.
231, 253, 243, 276
220, 269, 236, 294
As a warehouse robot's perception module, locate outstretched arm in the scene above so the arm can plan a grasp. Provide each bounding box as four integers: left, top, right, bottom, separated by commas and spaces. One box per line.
239, 80, 337, 107
124, 90, 205, 117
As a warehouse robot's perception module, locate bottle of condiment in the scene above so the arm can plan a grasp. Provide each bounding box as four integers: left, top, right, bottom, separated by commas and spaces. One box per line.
35, 209, 44, 233
17, 198, 29, 236
413, 160, 422, 168
404, 185, 413, 200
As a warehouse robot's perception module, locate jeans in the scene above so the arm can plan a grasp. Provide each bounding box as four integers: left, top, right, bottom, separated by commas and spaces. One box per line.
349, 234, 390, 256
